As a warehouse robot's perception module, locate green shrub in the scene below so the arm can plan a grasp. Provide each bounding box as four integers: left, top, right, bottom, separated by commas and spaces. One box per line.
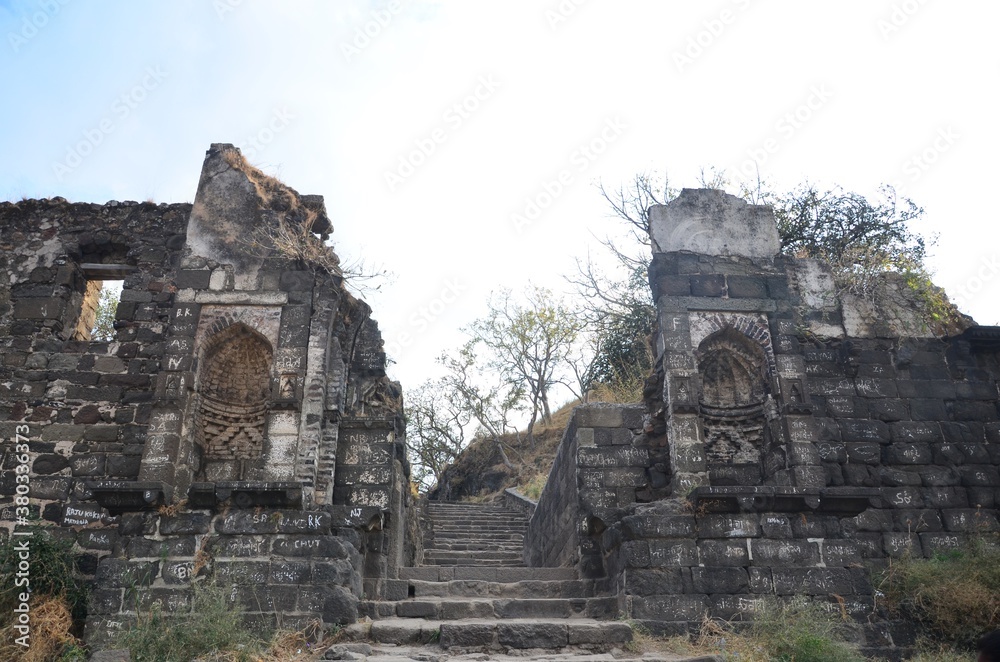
907, 640, 969, 662
518, 473, 547, 501
0, 530, 89, 661
685, 597, 864, 662
878, 532, 1000, 648
745, 597, 864, 662
116, 582, 269, 662
0, 529, 88, 621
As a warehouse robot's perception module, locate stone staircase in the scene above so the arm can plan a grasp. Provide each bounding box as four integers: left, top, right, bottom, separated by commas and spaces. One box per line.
349, 501, 632, 651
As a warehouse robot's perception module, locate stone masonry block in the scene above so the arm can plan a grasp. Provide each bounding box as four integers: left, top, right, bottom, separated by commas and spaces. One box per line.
94, 560, 159, 588
772, 568, 854, 595
787, 442, 820, 466
621, 514, 696, 539
176, 269, 212, 289
698, 539, 749, 566
578, 447, 648, 468
726, 275, 767, 298
750, 539, 820, 567
649, 539, 698, 567
697, 514, 761, 539
691, 567, 749, 594
658, 275, 691, 296
632, 594, 708, 621
498, 622, 568, 649
625, 568, 687, 596
886, 443, 932, 465
689, 275, 726, 297
840, 419, 891, 443
575, 406, 624, 428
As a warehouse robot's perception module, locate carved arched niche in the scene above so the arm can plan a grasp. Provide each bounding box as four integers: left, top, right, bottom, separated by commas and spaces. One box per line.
194, 323, 273, 480
696, 327, 775, 485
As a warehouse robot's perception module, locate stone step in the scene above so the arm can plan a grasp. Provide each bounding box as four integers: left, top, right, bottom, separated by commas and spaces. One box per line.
422, 558, 525, 567
427, 509, 525, 518
424, 539, 524, 553
425, 547, 523, 555
364, 596, 620, 621
422, 559, 524, 567
342, 618, 633, 650
429, 516, 520, 520
431, 526, 526, 534
431, 527, 527, 535
430, 532, 524, 541
431, 519, 528, 533
425, 549, 523, 557
400, 566, 577, 582
408, 578, 597, 599
428, 511, 525, 517
423, 549, 523, 561
427, 499, 508, 510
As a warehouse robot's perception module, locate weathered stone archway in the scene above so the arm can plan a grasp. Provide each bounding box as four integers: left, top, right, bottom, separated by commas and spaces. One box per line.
195, 322, 273, 480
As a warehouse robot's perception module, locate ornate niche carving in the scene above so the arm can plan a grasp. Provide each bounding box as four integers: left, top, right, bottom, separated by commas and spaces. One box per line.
194, 323, 273, 479
696, 327, 774, 485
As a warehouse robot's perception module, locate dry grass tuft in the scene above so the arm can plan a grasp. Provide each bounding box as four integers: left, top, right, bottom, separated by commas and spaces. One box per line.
878, 531, 1000, 648
222, 149, 340, 276
0, 595, 82, 662
626, 599, 865, 662
589, 373, 645, 404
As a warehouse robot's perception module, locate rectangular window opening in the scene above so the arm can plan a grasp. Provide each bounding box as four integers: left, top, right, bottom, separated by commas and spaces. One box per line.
73, 279, 123, 341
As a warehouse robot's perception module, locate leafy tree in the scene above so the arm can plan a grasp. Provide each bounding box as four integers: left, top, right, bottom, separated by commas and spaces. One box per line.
406, 380, 470, 491
438, 342, 521, 469
770, 183, 928, 300
91, 284, 119, 341
583, 169, 935, 302
570, 169, 731, 397
569, 169, 944, 399
467, 286, 582, 446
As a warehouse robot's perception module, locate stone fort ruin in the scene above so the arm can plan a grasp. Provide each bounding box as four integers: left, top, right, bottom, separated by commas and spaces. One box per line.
2, 147, 999, 657
1, 145, 410, 646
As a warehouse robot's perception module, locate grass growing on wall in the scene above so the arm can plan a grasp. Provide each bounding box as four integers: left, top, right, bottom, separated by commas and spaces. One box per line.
878, 530, 1000, 650
707, 597, 864, 662
0, 530, 88, 661
630, 597, 865, 662
116, 581, 325, 662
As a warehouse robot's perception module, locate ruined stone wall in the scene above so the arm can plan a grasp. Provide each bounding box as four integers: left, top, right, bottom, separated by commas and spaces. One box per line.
0, 199, 189, 538
0, 144, 410, 648
526, 189, 1000, 658
525, 404, 647, 576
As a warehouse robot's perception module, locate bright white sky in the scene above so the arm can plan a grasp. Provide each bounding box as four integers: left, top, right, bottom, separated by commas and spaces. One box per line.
2, 0, 998, 393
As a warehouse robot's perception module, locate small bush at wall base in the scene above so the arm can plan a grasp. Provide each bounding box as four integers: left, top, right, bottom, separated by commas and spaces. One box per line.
0, 530, 89, 661
878, 532, 1000, 649
115, 582, 268, 662
695, 597, 865, 662
907, 639, 971, 662
0, 529, 88, 620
